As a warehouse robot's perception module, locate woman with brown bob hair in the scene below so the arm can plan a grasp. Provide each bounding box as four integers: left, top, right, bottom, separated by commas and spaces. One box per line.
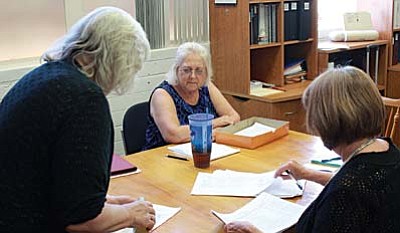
224, 66, 400, 233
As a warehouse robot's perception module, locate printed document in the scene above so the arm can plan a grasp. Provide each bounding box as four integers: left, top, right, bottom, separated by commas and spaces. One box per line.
234, 122, 276, 137
191, 170, 275, 197
167, 142, 240, 161
212, 192, 306, 233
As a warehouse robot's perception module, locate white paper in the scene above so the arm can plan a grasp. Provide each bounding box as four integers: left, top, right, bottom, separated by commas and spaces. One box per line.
234, 122, 276, 137
212, 192, 306, 233
191, 170, 275, 197
112, 204, 181, 233
263, 176, 305, 198
167, 142, 240, 161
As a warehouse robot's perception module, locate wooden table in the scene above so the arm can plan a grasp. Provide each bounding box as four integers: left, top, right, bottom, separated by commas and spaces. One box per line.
108, 131, 332, 233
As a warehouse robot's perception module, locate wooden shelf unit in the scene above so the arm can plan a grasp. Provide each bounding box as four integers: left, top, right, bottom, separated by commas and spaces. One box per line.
209, 0, 318, 132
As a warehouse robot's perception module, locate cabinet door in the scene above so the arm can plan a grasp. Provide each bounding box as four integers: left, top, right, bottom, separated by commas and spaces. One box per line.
224, 94, 307, 133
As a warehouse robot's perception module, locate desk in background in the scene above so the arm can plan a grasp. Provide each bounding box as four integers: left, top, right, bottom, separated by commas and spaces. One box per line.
318, 40, 388, 94
108, 131, 332, 233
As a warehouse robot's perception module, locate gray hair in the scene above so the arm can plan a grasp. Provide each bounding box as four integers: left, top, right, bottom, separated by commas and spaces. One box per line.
42, 6, 150, 95
166, 42, 212, 86
303, 66, 385, 149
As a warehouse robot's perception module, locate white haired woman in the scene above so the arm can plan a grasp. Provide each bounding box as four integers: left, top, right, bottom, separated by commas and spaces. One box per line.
0, 7, 155, 232
143, 42, 240, 150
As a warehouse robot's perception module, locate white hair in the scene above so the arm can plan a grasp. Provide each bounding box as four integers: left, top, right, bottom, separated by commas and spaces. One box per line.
42, 6, 150, 95
166, 42, 212, 86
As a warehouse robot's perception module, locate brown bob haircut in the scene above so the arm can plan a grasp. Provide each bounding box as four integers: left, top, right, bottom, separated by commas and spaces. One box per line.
302, 66, 385, 149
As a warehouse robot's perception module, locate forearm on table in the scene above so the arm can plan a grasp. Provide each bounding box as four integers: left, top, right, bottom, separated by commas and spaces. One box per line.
304, 170, 333, 186
66, 203, 132, 233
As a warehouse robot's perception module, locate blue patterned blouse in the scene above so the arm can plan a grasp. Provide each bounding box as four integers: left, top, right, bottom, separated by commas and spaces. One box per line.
142, 80, 217, 150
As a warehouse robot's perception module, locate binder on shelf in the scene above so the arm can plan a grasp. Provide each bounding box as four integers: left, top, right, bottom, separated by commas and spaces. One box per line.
258, 4, 268, 44
284, 1, 299, 41
250, 5, 259, 45
392, 32, 399, 65
298, 0, 311, 40
271, 4, 278, 43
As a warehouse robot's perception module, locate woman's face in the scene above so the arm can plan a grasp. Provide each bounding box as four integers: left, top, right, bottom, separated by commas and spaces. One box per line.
176, 53, 207, 92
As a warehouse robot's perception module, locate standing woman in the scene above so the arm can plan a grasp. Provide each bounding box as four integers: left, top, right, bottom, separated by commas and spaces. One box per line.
143, 42, 240, 150
0, 7, 155, 232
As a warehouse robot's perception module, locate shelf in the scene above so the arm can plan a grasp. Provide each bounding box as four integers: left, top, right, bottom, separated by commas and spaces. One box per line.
250, 42, 281, 50
388, 63, 400, 71
284, 38, 314, 45
250, 0, 281, 4
394, 28, 400, 32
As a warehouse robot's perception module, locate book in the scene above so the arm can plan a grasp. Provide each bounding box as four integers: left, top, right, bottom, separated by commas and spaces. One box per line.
284, 58, 305, 76
167, 142, 240, 161
212, 192, 306, 233
111, 154, 138, 177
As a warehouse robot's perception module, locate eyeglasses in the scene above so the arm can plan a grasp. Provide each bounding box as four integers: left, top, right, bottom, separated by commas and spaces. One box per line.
178, 67, 205, 77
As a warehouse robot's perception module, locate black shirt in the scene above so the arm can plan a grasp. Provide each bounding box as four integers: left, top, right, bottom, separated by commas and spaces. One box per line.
296, 138, 400, 233
0, 60, 114, 232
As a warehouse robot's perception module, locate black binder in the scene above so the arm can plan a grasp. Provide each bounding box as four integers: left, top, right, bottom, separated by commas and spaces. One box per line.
250, 4, 259, 45
392, 32, 399, 65
284, 1, 299, 41
298, 0, 311, 40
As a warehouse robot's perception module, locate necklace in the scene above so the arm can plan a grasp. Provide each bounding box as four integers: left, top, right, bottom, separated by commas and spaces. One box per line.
344, 138, 376, 163
326, 138, 376, 185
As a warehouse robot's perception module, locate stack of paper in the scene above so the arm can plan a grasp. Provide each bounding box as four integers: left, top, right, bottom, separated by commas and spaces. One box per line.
112, 204, 181, 233
167, 142, 240, 161
212, 192, 306, 233
191, 170, 305, 198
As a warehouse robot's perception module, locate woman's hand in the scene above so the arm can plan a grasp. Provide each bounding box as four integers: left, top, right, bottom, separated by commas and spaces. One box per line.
274, 159, 333, 186
125, 199, 156, 230
224, 221, 263, 233
274, 160, 309, 180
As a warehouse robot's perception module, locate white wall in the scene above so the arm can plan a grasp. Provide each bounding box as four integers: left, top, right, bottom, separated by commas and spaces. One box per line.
0, 47, 177, 155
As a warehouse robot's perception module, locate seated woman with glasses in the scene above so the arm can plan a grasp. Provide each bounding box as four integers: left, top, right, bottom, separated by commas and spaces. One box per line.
143, 42, 240, 150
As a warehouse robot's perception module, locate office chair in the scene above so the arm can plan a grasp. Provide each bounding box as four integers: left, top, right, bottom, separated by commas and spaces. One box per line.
122, 101, 149, 155
382, 97, 400, 141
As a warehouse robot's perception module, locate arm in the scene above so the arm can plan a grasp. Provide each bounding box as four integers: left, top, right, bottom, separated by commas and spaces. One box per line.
208, 82, 240, 128
274, 160, 333, 186
150, 88, 191, 143
66, 199, 155, 233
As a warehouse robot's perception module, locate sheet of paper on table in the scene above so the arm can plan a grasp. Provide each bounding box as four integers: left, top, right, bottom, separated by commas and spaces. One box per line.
212, 192, 306, 233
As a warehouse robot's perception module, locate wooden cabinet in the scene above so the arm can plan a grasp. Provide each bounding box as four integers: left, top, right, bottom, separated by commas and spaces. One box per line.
224, 94, 307, 133
209, 0, 318, 131
387, 66, 400, 98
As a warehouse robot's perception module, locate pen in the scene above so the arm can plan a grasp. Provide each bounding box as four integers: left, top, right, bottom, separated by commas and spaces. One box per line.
166, 154, 189, 161
321, 157, 341, 163
271, 86, 286, 92
285, 170, 303, 191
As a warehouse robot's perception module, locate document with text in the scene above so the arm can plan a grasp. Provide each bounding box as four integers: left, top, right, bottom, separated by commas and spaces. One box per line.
234, 122, 276, 137
191, 170, 274, 196
212, 192, 306, 233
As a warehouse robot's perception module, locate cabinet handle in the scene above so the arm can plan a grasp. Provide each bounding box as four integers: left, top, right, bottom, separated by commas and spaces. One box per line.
284, 111, 296, 116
